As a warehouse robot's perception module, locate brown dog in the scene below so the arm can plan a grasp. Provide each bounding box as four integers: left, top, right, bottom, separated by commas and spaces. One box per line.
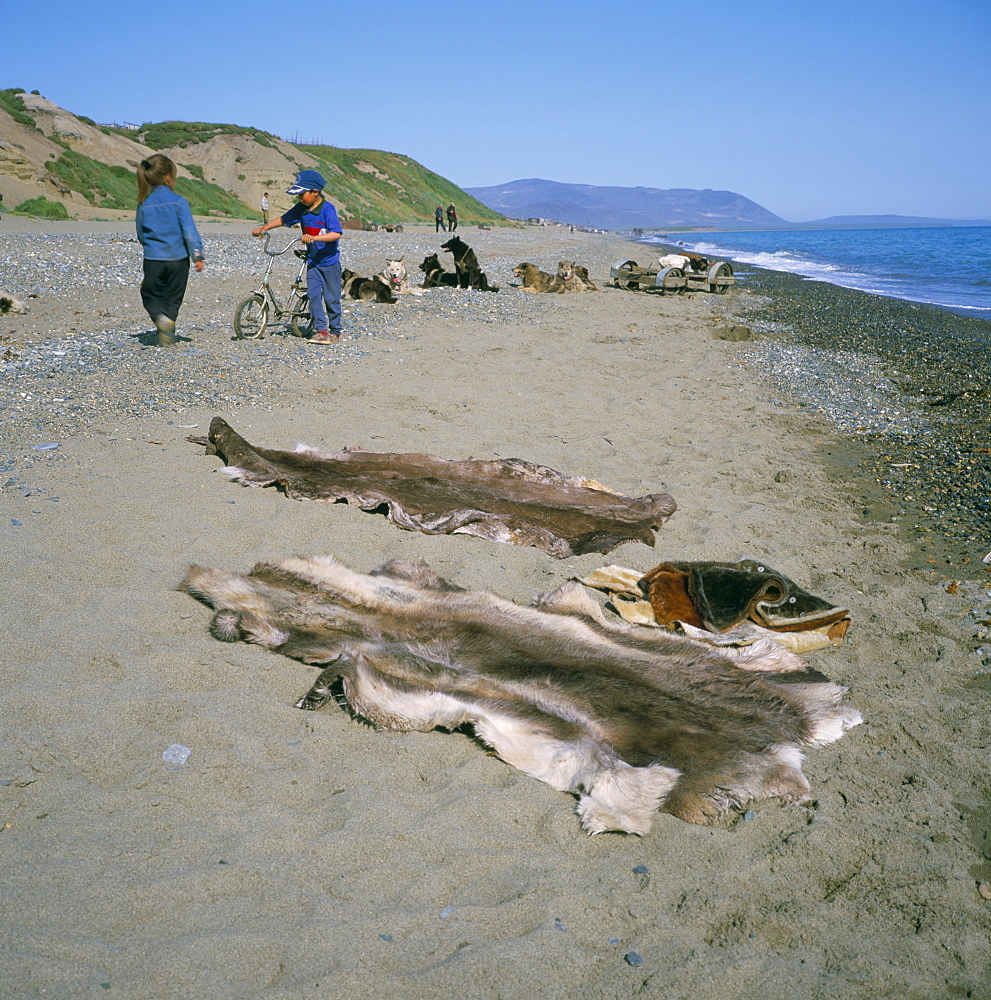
513, 262, 565, 293
557, 261, 598, 291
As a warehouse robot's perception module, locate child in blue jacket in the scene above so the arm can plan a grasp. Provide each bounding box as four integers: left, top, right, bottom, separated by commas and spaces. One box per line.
135, 154, 205, 347
252, 170, 342, 344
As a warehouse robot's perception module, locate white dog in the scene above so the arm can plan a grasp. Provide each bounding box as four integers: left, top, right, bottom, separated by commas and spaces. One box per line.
381, 257, 425, 296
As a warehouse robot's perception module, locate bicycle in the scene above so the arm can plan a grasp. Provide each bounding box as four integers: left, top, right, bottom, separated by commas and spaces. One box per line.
233, 234, 314, 339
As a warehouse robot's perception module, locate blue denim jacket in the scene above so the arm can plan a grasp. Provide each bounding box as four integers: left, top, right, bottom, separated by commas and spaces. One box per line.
136, 185, 204, 261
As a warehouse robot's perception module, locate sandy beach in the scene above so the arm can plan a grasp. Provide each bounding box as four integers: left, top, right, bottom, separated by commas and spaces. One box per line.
2, 220, 989, 999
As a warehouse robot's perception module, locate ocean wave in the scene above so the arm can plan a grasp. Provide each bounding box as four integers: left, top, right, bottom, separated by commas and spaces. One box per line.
637, 230, 991, 313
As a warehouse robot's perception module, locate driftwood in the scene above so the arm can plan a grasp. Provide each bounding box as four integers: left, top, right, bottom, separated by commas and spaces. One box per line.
181, 555, 862, 835
188, 418, 676, 558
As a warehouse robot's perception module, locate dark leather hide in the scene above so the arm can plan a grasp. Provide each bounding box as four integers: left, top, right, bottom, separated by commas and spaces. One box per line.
189, 418, 677, 558
641, 560, 851, 638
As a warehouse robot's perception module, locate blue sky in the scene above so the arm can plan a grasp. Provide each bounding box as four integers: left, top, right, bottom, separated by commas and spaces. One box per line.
4, 0, 988, 221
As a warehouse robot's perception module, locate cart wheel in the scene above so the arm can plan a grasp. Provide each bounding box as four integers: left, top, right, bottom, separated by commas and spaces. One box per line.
707, 261, 733, 294
290, 296, 314, 338
612, 259, 639, 289
233, 295, 268, 339
656, 266, 685, 294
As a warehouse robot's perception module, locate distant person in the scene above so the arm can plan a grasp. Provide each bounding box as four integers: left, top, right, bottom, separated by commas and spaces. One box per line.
0, 192, 4, 220
446, 203, 458, 231
434, 205, 446, 232
135, 154, 205, 347
252, 169, 343, 345
261, 191, 270, 224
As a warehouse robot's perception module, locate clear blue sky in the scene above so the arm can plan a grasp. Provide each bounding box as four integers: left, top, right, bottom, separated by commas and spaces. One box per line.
4, 0, 988, 221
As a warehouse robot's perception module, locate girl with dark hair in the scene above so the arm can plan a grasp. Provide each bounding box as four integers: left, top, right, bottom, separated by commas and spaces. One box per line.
135, 154, 204, 346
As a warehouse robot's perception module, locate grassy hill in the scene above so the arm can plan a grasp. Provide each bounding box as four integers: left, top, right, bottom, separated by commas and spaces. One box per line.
300, 145, 503, 227
0, 89, 506, 226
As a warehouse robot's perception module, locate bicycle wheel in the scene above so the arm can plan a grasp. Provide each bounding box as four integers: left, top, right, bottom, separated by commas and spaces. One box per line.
234, 295, 269, 339
290, 295, 314, 339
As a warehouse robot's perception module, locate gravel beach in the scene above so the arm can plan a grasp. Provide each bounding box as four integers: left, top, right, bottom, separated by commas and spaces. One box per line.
2, 218, 989, 999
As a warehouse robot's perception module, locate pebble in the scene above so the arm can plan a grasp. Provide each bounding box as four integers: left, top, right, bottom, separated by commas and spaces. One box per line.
632, 864, 650, 875
162, 743, 192, 765
733, 265, 991, 556
0, 230, 580, 469
624, 951, 644, 967
439, 906, 455, 919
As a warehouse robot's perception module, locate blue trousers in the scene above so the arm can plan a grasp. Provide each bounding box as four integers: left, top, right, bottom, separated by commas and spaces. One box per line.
307, 260, 342, 333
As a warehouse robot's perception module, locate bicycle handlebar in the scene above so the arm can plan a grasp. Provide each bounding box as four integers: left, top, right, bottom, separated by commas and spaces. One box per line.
260, 234, 303, 256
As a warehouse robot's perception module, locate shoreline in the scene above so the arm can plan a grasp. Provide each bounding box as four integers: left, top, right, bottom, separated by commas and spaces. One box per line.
2, 223, 990, 998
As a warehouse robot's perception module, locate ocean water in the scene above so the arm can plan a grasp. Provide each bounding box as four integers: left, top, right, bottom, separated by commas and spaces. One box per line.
641, 226, 991, 316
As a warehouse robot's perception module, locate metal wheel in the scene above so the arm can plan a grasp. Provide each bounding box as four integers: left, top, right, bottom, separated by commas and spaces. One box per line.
611, 259, 640, 289
707, 261, 733, 294
290, 295, 314, 338
233, 295, 269, 339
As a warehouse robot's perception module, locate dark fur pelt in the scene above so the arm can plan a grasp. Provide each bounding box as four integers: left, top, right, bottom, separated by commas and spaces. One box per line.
181, 555, 862, 835
441, 236, 499, 291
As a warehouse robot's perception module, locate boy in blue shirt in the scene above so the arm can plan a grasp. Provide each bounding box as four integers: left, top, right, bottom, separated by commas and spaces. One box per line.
252, 170, 343, 344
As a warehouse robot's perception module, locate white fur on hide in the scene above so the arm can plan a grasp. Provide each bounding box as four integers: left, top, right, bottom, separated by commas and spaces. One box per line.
181, 555, 863, 836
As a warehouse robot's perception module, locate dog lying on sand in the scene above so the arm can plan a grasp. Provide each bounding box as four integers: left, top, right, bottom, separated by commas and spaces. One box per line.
557, 261, 598, 291
418, 253, 459, 288
513, 262, 564, 293
440, 236, 498, 292
381, 258, 426, 296
341, 269, 396, 303
0, 292, 30, 314
182, 554, 862, 835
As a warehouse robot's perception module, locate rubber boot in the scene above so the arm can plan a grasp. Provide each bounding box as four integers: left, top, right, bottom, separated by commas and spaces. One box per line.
157, 331, 177, 347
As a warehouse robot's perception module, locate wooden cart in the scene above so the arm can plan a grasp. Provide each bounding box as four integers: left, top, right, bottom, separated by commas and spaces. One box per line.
609, 258, 735, 294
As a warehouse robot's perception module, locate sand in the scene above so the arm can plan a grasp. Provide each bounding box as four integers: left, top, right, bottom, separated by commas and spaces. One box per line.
1, 221, 989, 999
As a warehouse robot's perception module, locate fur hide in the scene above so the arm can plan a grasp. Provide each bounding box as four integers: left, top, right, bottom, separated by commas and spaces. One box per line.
181, 555, 863, 835
188, 417, 677, 557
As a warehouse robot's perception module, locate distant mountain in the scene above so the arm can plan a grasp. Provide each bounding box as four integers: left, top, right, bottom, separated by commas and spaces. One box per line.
797, 215, 991, 228
464, 178, 788, 230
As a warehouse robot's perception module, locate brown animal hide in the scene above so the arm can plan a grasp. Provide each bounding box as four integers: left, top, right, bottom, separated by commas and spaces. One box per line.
641, 560, 851, 639
189, 418, 676, 558
181, 555, 863, 835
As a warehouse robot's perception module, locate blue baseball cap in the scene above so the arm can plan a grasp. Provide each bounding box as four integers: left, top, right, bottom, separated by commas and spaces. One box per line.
286, 170, 326, 195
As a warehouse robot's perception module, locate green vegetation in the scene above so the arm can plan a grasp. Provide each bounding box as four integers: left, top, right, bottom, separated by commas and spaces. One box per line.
13, 196, 69, 220
0, 88, 40, 131
173, 176, 253, 218
138, 120, 277, 150
299, 146, 504, 227
46, 149, 136, 209
44, 147, 253, 216
182, 163, 205, 180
